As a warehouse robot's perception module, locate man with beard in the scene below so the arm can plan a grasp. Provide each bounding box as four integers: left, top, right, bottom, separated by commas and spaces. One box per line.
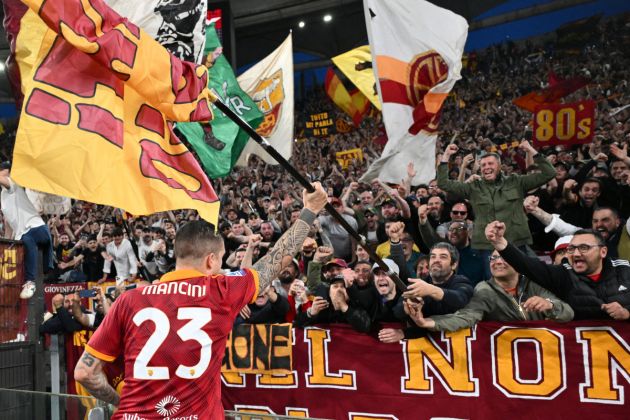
258, 221, 280, 258
525, 196, 628, 260
272, 259, 300, 298
401, 243, 473, 317
306, 247, 343, 290
40, 293, 85, 334
71, 288, 112, 330
403, 249, 573, 332
560, 178, 601, 229
426, 196, 447, 228
486, 221, 630, 320
359, 207, 381, 250
419, 211, 485, 285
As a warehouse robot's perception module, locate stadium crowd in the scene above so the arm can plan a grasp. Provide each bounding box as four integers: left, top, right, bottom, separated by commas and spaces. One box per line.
2, 15, 630, 340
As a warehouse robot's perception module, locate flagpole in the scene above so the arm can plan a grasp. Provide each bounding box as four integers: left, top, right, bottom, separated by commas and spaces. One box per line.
209, 95, 408, 293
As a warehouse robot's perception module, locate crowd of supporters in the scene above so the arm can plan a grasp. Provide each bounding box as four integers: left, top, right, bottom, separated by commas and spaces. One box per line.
2, 15, 630, 340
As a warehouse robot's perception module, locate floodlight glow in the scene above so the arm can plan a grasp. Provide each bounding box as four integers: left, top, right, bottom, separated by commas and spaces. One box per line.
298, 21, 305, 28
323, 14, 332, 22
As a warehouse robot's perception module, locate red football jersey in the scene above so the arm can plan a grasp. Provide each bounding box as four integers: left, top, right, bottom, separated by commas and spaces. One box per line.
86, 268, 259, 420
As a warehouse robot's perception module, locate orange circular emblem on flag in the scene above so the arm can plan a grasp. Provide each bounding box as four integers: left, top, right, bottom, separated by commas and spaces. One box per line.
252, 69, 285, 137
405, 50, 448, 107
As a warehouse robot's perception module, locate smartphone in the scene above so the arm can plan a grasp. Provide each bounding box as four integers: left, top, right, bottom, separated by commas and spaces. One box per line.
125, 284, 137, 291
78, 289, 97, 298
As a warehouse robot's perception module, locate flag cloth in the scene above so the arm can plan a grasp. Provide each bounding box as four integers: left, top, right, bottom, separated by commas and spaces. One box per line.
236, 34, 294, 166
332, 45, 381, 110
512, 76, 589, 113
104, 0, 208, 63
1, 0, 29, 107
177, 24, 263, 178
13, 0, 221, 225
350, 88, 371, 122
360, 0, 467, 185
325, 68, 362, 126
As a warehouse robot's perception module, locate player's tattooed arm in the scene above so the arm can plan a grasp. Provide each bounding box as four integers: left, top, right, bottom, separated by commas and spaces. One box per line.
253, 183, 328, 290
74, 351, 120, 406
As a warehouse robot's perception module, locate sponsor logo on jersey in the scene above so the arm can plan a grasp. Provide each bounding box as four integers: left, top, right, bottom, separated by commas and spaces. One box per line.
155, 395, 181, 417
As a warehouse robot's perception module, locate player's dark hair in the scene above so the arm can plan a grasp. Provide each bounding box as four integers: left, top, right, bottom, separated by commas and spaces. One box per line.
174, 220, 223, 261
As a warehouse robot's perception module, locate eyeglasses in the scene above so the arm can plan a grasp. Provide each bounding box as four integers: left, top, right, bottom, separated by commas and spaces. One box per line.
489, 255, 505, 262
448, 226, 466, 232
566, 244, 602, 254
451, 211, 467, 215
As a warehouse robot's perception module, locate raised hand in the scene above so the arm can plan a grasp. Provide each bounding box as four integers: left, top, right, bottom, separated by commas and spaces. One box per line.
302, 182, 328, 214
523, 195, 540, 214
484, 221, 507, 250
417, 204, 429, 225
441, 144, 459, 162
313, 246, 334, 263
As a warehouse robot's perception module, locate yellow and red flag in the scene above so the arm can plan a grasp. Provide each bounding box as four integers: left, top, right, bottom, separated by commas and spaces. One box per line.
12, 0, 220, 225
512, 75, 589, 113
325, 67, 366, 126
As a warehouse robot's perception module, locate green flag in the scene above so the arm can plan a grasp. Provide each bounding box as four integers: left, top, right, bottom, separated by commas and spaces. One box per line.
177, 24, 263, 178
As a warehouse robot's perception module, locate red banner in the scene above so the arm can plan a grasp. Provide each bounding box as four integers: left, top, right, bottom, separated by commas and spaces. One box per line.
222, 322, 629, 419
0, 240, 25, 342
533, 100, 595, 146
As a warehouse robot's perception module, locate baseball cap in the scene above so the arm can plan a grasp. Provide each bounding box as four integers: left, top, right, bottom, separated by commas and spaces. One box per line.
364, 207, 377, 215
323, 258, 348, 270
553, 235, 572, 255
372, 258, 400, 275
328, 274, 345, 284
0, 161, 11, 171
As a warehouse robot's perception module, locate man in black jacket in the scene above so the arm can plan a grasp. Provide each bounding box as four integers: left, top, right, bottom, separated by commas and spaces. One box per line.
486, 221, 630, 320
40, 293, 85, 334
235, 285, 289, 325
295, 275, 372, 333
401, 242, 474, 315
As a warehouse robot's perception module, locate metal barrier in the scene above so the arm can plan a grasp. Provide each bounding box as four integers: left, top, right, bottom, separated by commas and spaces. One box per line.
0, 241, 47, 418
0, 389, 324, 420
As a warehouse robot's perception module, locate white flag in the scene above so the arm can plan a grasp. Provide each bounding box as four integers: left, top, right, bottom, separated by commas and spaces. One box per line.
105, 0, 208, 63
236, 34, 294, 166
360, 0, 468, 185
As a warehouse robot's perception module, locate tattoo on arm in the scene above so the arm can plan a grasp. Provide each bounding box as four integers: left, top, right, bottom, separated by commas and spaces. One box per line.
76, 351, 120, 406
81, 352, 95, 367
253, 219, 311, 291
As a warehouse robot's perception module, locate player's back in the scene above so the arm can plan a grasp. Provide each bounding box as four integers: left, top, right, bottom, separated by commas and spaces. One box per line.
86, 269, 258, 419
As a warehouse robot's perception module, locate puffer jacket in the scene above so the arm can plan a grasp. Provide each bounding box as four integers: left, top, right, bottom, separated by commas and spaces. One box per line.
431, 276, 574, 332
500, 243, 630, 320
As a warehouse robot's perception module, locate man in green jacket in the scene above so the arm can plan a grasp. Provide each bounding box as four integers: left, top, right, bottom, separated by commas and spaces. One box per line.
437, 141, 555, 254
404, 249, 574, 332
